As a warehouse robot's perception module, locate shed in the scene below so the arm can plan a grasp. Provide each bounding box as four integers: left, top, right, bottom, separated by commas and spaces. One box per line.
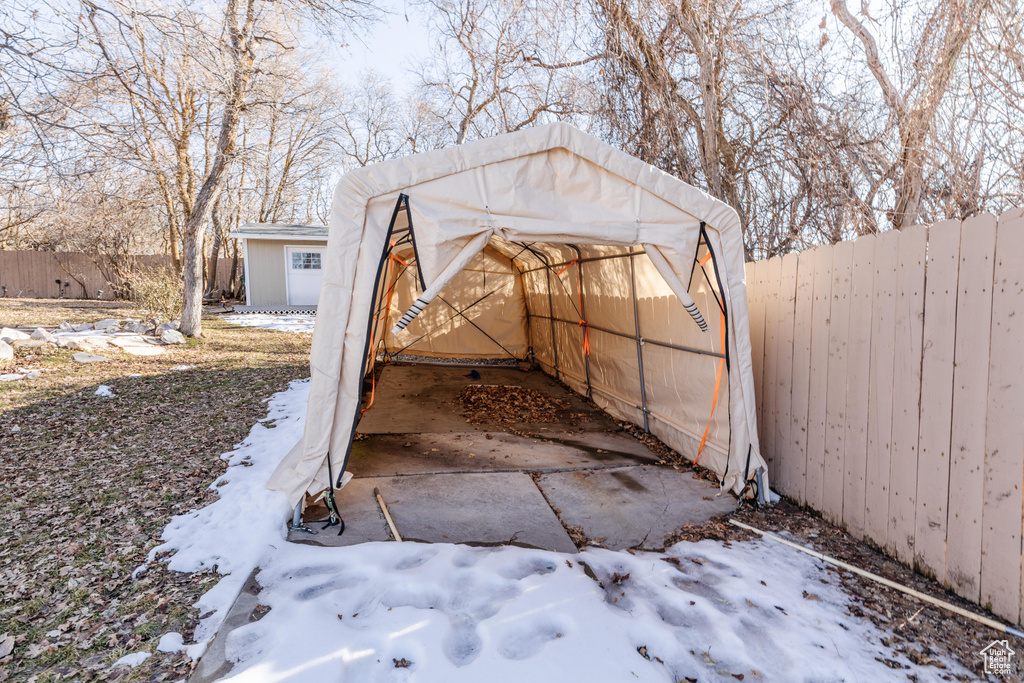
267, 122, 768, 511
229, 223, 328, 309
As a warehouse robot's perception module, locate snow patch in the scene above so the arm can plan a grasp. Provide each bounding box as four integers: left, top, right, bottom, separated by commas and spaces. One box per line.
95, 385, 115, 397
223, 314, 316, 334
144, 379, 968, 683
112, 651, 151, 668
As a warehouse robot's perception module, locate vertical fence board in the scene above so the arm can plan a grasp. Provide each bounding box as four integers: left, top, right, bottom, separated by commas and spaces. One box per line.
981, 212, 1024, 624
888, 225, 927, 563
789, 249, 816, 505
805, 246, 834, 512
774, 254, 799, 494
842, 235, 876, 537
865, 230, 899, 545
761, 257, 783, 481
823, 241, 854, 523
747, 260, 768, 450
946, 215, 997, 601
914, 219, 962, 583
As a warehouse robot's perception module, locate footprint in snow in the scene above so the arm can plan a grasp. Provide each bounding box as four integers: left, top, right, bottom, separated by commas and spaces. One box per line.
497, 615, 571, 660
497, 556, 558, 580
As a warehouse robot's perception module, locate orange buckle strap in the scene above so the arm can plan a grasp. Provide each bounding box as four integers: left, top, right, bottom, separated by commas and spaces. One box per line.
695, 308, 726, 464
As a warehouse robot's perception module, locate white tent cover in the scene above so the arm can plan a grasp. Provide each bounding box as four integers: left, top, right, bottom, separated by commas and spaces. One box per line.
267, 122, 767, 505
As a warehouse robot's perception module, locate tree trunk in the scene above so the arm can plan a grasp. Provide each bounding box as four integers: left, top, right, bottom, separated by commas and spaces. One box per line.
179, 0, 257, 337
206, 202, 224, 298
229, 238, 240, 298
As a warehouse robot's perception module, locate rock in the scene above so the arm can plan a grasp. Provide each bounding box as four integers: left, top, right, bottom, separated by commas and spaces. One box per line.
31, 328, 56, 342
25, 370, 40, 380
72, 353, 111, 363
107, 335, 150, 348
0, 327, 30, 342
12, 339, 46, 349
71, 323, 93, 332
94, 319, 119, 332
0, 340, 13, 363
123, 345, 164, 356
157, 321, 180, 332
0, 373, 24, 382
58, 321, 74, 331
124, 321, 150, 335
161, 329, 186, 344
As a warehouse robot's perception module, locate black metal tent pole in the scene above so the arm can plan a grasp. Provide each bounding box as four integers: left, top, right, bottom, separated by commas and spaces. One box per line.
629, 249, 650, 433
541, 252, 560, 378
569, 245, 592, 399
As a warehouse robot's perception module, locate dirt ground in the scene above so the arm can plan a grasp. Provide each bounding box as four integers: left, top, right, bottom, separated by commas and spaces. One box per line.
1, 299, 1014, 681
1, 300, 310, 682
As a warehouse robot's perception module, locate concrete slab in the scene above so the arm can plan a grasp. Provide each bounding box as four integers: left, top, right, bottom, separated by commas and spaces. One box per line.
295, 472, 578, 554
188, 569, 261, 683
346, 430, 658, 478
536, 465, 736, 551
356, 364, 616, 434
288, 477, 392, 547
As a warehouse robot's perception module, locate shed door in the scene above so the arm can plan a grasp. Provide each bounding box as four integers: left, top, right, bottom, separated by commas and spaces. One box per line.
285, 246, 325, 306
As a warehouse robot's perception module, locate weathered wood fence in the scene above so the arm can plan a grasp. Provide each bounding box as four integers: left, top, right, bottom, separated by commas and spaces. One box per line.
745, 208, 1024, 625
0, 251, 241, 300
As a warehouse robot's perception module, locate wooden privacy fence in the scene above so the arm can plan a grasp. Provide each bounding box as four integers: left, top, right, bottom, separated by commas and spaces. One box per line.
0, 250, 241, 300
745, 208, 1024, 625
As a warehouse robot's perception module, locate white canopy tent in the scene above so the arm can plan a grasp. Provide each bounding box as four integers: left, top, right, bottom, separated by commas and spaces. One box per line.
267, 122, 768, 509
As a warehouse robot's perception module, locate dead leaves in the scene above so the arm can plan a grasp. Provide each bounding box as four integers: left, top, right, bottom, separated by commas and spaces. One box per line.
0, 303, 312, 682
454, 385, 574, 426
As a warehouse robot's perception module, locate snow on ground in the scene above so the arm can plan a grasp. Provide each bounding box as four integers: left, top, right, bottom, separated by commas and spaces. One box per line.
222, 314, 316, 334
139, 380, 967, 682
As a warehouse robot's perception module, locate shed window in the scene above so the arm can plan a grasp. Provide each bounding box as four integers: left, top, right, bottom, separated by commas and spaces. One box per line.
291, 252, 322, 270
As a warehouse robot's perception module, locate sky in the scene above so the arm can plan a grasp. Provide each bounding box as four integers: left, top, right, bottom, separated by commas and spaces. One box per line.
333, 0, 433, 94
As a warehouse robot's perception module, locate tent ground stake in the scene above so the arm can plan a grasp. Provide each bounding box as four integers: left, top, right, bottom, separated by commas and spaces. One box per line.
375, 487, 403, 542
756, 467, 767, 507
289, 501, 313, 534
728, 519, 1024, 641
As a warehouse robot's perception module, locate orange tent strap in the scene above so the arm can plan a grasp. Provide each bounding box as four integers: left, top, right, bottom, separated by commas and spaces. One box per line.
699, 252, 713, 266
695, 309, 727, 464
556, 258, 578, 277
578, 319, 590, 357
360, 366, 377, 414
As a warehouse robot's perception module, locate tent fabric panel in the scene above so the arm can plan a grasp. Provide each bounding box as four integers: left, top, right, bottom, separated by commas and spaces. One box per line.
579, 256, 637, 337
384, 247, 530, 359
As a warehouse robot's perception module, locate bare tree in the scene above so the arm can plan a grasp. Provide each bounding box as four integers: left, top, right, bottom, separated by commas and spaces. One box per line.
831, 0, 991, 229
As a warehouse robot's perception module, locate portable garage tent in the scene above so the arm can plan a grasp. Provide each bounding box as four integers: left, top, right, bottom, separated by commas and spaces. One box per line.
267, 122, 768, 509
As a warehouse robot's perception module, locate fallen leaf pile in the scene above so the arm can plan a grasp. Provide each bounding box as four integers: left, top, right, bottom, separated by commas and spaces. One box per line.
454, 385, 574, 425
1, 300, 310, 682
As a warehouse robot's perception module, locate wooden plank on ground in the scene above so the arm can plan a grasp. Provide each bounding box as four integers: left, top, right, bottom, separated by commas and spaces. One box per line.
865, 230, 899, 546
980, 211, 1024, 624
760, 257, 783, 481
888, 224, 927, 564
789, 248, 816, 505
947, 214, 997, 602
747, 260, 768, 448
773, 254, 799, 496
805, 246, 833, 512
914, 219, 961, 584
842, 235, 876, 538
823, 240, 855, 524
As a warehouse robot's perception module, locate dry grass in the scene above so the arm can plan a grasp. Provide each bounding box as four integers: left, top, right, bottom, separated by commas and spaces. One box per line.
0, 300, 311, 682
0, 299, 154, 329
